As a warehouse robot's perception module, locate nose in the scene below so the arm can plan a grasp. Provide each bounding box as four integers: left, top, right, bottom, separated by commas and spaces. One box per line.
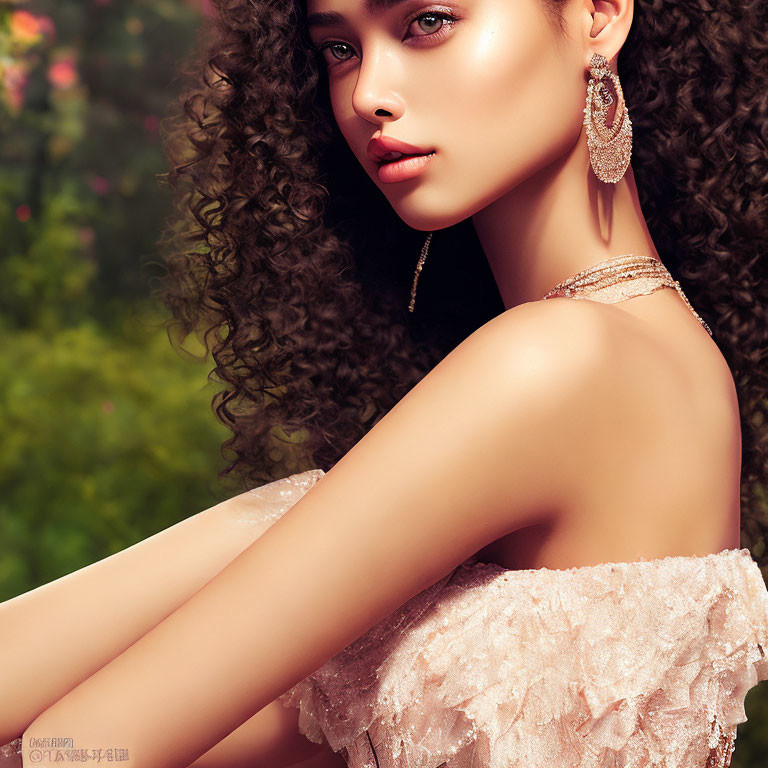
350, 44, 405, 125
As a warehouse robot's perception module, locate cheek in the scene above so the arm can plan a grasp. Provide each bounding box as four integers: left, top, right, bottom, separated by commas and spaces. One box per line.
329, 82, 352, 127
330, 83, 366, 158
427, 8, 584, 207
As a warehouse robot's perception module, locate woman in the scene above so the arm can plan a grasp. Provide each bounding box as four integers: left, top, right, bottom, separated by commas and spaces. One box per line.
2, 0, 767, 766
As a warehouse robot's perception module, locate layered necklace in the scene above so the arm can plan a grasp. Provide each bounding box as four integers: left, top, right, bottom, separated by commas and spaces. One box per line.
541, 254, 713, 336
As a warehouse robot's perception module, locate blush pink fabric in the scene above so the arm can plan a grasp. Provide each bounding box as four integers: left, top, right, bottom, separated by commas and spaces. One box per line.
260, 470, 768, 768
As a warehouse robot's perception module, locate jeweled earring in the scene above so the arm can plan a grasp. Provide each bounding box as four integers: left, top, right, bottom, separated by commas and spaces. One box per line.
408, 231, 432, 313
584, 52, 633, 183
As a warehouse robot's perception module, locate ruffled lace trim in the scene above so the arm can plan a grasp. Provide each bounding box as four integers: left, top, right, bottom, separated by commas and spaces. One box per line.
188, 468, 768, 768
279, 546, 768, 767
214, 469, 768, 767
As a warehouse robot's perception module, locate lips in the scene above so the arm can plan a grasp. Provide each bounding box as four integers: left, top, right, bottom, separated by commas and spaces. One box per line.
376, 151, 435, 184
382, 152, 433, 165
367, 134, 435, 166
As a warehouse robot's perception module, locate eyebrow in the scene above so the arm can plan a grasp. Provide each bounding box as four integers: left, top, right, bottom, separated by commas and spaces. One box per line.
306, 0, 410, 29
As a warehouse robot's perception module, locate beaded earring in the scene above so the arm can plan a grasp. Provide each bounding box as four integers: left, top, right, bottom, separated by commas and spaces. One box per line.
584, 52, 633, 183
408, 231, 432, 313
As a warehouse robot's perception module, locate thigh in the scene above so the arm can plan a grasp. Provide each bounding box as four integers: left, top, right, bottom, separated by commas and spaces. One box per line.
0, 702, 344, 768
186, 699, 346, 768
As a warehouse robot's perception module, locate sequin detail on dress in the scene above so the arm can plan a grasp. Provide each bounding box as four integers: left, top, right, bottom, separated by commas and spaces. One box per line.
159, 468, 767, 768
286, 548, 766, 768
0, 737, 21, 766
541, 254, 713, 336
222, 469, 326, 528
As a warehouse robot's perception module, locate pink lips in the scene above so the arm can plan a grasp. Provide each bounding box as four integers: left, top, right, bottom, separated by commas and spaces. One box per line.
376, 152, 435, 183
367, 134, 436, 184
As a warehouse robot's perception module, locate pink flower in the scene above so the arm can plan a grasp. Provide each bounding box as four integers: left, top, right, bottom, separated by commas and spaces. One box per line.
36, 16, 57, 43
143, 114, 159, 132
48, 55, 78, 89
15, 204, 31, 222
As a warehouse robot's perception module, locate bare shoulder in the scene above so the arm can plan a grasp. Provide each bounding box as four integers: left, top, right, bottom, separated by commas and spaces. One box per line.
472, 293, 739, 483
383, 297, 625, 518
455, 296, 621, 421
469, 295, 616, 377
499, 295, 742, 554
492, 293, 738, 426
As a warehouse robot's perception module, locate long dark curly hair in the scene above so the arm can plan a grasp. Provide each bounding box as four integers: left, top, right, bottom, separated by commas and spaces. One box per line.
156, 0, 768, 564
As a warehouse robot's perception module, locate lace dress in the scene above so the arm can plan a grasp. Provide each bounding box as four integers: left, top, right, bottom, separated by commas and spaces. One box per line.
242, 471, 767, 768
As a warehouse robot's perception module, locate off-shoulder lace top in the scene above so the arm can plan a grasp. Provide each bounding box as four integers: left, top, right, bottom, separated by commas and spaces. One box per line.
3, 469, 766, 768
250, 470, 768, 768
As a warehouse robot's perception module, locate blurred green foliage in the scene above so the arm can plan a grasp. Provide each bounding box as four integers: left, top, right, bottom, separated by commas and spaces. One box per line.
0, 0, 230, 603
0, 313, 229, 599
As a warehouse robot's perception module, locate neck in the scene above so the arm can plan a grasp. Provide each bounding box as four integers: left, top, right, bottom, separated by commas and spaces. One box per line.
471, 132, 661, 311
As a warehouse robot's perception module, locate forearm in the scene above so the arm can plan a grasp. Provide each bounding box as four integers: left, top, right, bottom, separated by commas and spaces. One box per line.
18, 365, 526, 768
18, 463, 486, 768
0, 490, 275, 745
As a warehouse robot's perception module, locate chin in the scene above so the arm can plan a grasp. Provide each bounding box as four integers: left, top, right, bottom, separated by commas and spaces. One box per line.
386, 195, 475, 232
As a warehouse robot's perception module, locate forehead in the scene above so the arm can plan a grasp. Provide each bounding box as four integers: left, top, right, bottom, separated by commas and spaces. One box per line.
305, 0, 413, 28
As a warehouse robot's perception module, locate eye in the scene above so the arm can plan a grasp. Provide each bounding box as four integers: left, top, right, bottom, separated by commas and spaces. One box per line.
315, 10, 458, 68
406, 10, 456, 40
318, 41, 356, 66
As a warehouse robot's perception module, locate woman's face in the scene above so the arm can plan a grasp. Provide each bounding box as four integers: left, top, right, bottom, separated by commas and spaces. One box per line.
304, 0, 588, 231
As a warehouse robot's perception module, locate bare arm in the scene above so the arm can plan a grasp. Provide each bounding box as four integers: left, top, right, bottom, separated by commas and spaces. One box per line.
0, 476, 308, 744
21, 300, 607, 768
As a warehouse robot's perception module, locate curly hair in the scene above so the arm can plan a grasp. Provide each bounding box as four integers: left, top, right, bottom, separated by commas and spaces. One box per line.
157, 0, 768, 564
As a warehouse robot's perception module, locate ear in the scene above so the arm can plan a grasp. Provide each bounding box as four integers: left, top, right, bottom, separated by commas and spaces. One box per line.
581, 0, 634, 69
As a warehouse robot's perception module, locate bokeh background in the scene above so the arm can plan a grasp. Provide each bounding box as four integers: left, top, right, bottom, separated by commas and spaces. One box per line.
0, 0, 765, 762
0, 0, 229, 604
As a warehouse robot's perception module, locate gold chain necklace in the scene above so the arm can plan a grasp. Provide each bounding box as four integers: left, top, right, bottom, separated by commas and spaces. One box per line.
541, 254, 713, 336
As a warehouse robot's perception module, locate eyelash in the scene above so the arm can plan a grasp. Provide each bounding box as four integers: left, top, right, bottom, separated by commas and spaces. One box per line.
315, 9, 458, 68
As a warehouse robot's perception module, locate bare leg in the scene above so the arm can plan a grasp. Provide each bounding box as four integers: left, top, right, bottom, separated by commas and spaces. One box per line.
0, 475, 310, 745
0, 701, 347, 768
184, 700, 347, 768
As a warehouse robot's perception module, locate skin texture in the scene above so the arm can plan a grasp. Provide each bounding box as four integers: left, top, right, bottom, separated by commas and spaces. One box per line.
2, 0, 742, 766
13, 299, 740, 768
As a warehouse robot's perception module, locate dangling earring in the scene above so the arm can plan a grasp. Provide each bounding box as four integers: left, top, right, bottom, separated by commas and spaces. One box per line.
408, 232, 432, 313
584, 52, 632, 183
